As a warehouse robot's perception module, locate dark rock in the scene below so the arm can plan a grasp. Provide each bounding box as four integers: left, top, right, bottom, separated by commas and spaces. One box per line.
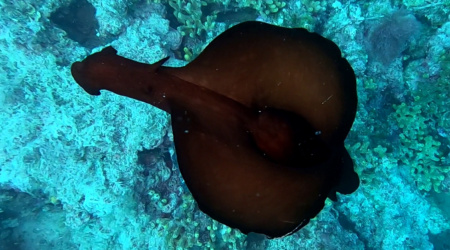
50, 0, 101, 48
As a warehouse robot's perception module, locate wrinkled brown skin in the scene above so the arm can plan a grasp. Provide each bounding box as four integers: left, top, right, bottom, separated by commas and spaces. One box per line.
71, 21, 359, 238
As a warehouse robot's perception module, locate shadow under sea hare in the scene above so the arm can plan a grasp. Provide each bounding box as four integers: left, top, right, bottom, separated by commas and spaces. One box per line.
71, 21, 359, 238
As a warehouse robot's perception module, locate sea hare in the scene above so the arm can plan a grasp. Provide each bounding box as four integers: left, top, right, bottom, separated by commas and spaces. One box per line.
71, 21, 359, 238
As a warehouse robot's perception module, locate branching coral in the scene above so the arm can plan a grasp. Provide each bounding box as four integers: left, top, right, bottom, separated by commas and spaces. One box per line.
168, 0, 216, 39
152, 193, 247, 249
159, 0, 287, 59
392, 101, 449, 192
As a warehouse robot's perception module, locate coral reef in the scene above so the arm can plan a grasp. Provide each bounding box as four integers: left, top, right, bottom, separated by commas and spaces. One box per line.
281, 0, 328, 31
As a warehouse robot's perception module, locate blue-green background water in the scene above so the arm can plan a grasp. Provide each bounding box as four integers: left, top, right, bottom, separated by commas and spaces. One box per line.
0, 0, 449, 249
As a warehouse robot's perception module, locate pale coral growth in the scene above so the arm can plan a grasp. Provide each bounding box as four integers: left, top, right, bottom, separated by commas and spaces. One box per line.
367, 10, 421, 64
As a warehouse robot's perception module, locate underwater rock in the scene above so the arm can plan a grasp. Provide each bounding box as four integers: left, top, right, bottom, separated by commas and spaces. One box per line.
50, 0, 101, 48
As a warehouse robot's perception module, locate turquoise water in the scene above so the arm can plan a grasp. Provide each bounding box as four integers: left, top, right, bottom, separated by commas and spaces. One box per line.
0, 0, 449, 249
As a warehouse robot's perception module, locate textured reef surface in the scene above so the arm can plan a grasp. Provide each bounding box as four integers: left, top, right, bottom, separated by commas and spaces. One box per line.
0, 0, 449, 249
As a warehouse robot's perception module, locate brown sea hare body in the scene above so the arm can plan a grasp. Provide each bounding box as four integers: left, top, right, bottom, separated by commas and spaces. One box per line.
71, 21, 359, 238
